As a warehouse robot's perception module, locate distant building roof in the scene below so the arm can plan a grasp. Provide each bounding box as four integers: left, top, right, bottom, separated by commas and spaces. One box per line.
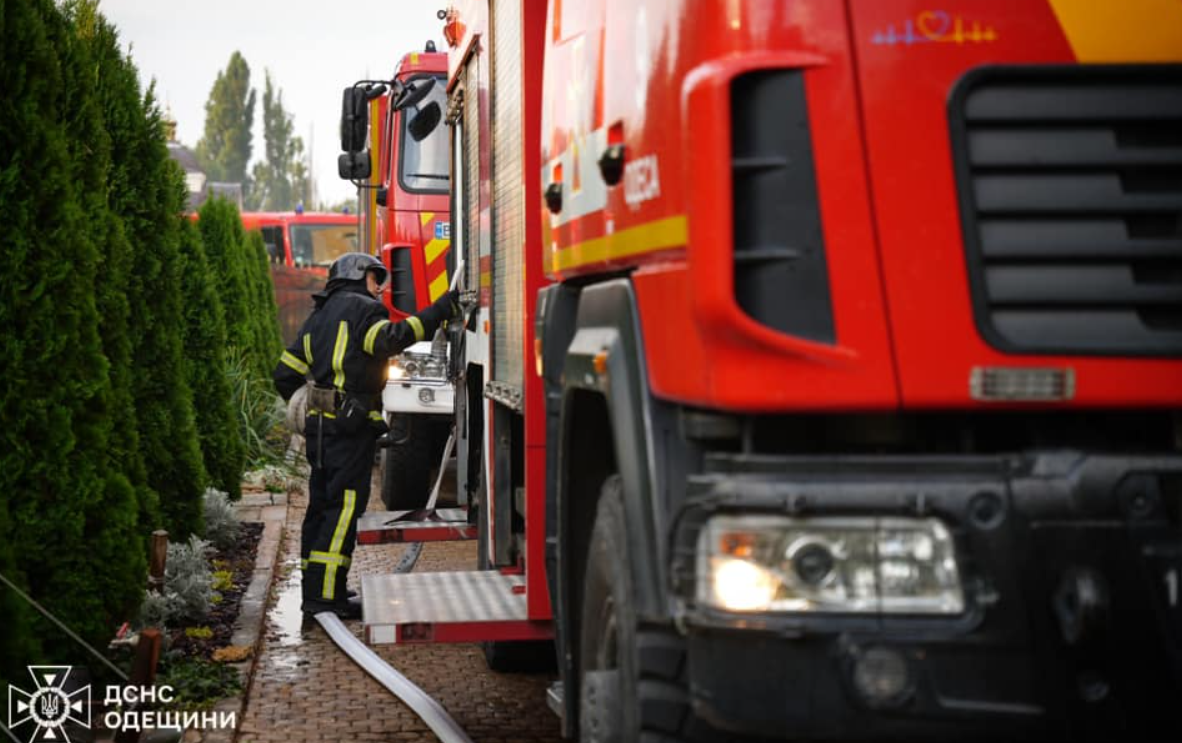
168, 141, 202, 174
166, 141, 243, 212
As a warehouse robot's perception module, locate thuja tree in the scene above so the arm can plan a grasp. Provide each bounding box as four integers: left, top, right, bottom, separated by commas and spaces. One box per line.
0, 0, 123, 667
119, 95, 209, 538
57, 0, 158, 652
198, 198, 254, 359
178, 218, 246, 498
243, 229, 284, 381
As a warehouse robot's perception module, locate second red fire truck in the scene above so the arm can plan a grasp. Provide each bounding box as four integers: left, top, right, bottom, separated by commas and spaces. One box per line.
338, 47, 455, 510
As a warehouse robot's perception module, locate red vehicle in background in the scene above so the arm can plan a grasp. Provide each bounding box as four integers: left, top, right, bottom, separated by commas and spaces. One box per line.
241, 210, 360, 344
241, 210, 360, 270
337, 45, 454, 512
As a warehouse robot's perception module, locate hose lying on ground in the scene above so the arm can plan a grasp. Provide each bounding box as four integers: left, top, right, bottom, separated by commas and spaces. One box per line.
315, 612, 474, 743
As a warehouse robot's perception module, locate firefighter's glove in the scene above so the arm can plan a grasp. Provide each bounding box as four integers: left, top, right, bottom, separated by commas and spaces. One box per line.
432, 289, 462, 320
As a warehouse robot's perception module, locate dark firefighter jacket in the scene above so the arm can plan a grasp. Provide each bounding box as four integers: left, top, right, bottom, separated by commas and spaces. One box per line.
272, 282, 449, 403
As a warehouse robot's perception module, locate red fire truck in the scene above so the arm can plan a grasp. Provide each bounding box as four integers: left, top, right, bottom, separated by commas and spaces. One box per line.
241, 210, 359, 344
358, 2, 1182, 741
338, 46, 456, 510
242, 210, 360, 270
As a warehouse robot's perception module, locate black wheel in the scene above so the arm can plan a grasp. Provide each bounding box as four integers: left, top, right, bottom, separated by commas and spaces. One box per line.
579, 475, 712, 743
380, 414, 444, 511
476, 482, 557, 673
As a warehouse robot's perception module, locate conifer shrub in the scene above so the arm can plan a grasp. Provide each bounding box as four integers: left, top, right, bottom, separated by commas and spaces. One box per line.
197, 198, 254, 358
243, 229, 285, 381
118, 93, 208, 539
0, 0, 124, 669
179, 219, 246, 498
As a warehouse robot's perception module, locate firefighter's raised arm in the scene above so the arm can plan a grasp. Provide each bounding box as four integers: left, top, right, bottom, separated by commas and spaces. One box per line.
362, 290, 460, 359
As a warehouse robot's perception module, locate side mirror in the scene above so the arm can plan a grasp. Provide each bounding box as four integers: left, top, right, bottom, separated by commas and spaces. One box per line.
393, 76, 437, 112
340, 86, 368, 152
407, 101, 443, 142
338, 151, 371, 180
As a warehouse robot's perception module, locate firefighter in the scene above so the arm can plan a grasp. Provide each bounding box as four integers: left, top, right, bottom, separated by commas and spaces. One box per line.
273, 252, 459, 618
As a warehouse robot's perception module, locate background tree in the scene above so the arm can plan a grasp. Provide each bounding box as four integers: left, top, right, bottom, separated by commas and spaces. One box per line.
67, 0, 155, 654
248, 71, 310, 211
0, 0, 130, 670
290, 136, 312, 209
178, 218, 246, 498
198, 197, 254, 355
121, 93, 208, 538
1, 0, 293, 673
195, 51, 255, 191
243, 229, 285, 379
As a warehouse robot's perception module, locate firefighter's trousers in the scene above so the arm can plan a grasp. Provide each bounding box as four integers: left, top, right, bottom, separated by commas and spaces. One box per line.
300, 414, 375, 611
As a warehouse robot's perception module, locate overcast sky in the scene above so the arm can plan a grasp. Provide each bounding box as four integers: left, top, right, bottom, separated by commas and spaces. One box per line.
99, 0, 446, 206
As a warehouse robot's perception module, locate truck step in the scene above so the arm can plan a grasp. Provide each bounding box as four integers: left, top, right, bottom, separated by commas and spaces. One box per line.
361, 570, 553, 645
356, 508, 476, 544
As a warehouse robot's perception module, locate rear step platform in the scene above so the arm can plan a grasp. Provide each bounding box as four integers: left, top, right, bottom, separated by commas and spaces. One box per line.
361, 571, 553, 644
356, 508, 476, 544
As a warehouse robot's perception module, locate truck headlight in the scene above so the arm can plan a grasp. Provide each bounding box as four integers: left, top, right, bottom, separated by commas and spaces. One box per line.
696, 516, 964, 615
388, 351, 445, 382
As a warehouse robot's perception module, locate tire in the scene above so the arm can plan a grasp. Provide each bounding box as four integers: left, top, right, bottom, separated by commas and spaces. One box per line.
380, 414, 445, 511
579, 475, 713, 743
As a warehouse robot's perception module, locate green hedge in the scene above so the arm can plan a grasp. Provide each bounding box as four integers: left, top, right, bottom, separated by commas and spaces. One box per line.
0, 0, 281, 674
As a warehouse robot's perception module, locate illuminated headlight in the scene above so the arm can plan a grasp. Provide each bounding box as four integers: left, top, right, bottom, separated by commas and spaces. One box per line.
388, 352, 445, 381
696, 516, 964, 615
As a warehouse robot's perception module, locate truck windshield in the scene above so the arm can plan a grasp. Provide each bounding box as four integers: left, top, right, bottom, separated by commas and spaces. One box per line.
289, 223, 359, 268
399, 74, 449, 194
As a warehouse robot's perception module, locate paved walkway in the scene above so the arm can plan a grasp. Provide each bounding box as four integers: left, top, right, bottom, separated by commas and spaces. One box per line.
236, 471, 564, 743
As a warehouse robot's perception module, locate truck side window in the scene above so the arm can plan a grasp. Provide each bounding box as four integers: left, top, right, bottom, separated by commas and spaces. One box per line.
261, 226, 285, 264
399, 74, 449, 194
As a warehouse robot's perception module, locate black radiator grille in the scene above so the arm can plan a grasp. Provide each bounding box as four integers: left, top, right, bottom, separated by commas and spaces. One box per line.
948, 65, 1182, 356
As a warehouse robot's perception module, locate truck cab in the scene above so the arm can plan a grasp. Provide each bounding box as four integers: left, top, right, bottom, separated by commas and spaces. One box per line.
338, 45, 454, 510
241, 210, 360, 345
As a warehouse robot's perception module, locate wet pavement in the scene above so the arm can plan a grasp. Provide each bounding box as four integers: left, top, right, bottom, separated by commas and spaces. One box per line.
236, 466, 564, 743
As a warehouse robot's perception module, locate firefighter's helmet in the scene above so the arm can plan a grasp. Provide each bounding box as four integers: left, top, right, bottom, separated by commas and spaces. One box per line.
328, 252, 388, 286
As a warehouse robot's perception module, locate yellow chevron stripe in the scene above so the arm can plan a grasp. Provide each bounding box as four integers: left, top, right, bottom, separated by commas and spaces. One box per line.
1047, 0, 1182, 62
424, 237, 449, 265
428, 272, 449, 302
420, 211, 435, 226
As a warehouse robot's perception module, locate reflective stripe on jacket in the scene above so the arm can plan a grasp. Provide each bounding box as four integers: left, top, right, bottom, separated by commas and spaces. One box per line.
272, 284, 448, 402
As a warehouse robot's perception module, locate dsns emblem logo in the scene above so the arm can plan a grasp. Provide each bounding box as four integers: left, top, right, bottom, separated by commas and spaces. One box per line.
7, 666, 91, 743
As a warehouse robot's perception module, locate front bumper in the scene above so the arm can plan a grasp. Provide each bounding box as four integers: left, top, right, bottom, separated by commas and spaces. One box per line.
671, 451, 1182, 741
382, 378, 454, 415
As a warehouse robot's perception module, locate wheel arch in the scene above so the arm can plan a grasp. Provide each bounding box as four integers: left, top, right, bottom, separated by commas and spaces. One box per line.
539, 278, 673, 736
